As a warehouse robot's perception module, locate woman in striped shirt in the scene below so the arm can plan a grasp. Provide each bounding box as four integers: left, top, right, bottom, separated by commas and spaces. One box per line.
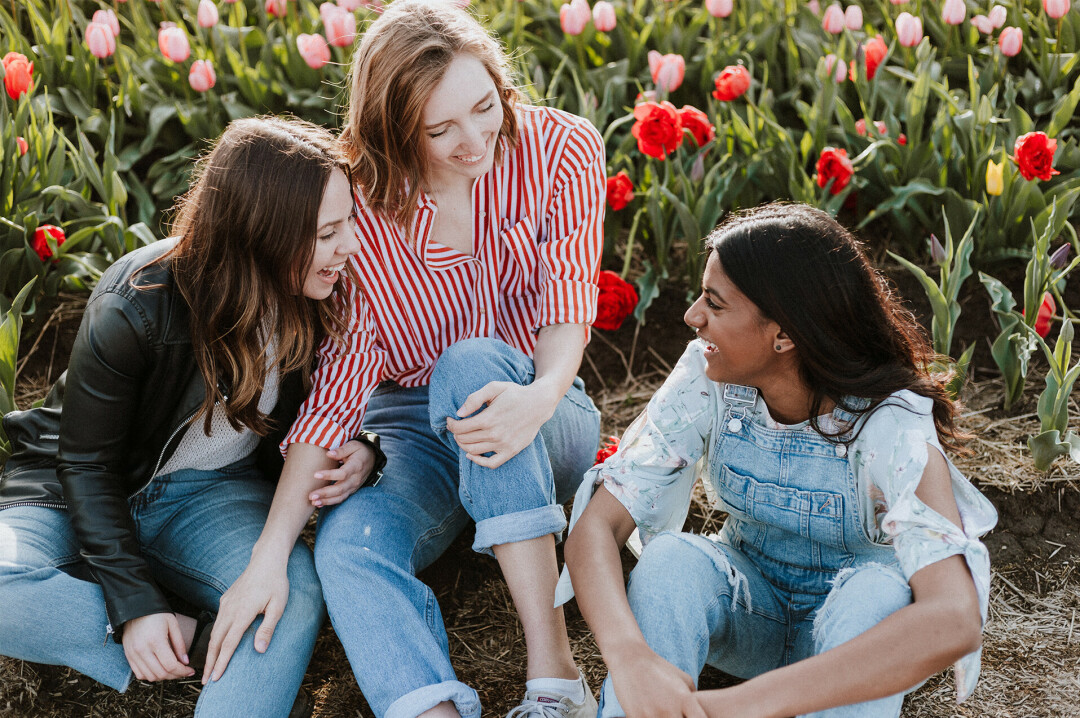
203, 1, 606, 717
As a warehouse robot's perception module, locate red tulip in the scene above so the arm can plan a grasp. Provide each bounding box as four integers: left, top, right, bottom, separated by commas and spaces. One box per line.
297, 33, 331, 69
712, 64, 751, 101
631, 101, 683, 160
32, 225, 65, 263
2, 52, 34, 100
16, 136, 27, 156
815, 146, 854, 194
677, 105, 715, 148
594, 271, 639, 331
189, 60, 216, 92
85, 22, 116, 59
1013, 131, 1059, 181
1026, 293, 1056, 338
594, 436, 619, 464
648, 51, 686, 93
849, 35, 887, 80
266, 0, 288, 17
606, 171, 634, 211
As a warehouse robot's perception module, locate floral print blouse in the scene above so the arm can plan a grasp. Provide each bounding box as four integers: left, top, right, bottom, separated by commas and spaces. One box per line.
559, 340, 998, 702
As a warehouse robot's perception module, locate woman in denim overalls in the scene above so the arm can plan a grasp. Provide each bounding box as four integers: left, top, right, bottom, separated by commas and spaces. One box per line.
562, 203, 997, 717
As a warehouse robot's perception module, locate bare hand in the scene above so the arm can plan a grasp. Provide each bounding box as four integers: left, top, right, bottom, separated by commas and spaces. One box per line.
201, 561, 288, 684
609, 644, 701, 718
445, 381, 552, 469
122, 612, 195, 682
309, 440, 375, 507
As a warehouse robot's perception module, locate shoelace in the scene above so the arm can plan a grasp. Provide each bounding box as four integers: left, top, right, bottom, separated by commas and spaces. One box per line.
505, 698, 570, 718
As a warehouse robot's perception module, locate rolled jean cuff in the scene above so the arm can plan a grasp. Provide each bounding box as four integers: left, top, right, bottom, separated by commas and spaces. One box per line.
384, 680, 481, 718
472, 504, 568, 557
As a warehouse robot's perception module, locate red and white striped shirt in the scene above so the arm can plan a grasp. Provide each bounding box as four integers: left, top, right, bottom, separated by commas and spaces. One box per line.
284, 105, 606, 450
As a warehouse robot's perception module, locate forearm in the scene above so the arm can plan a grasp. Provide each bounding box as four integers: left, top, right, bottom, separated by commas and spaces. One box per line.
250, 442, 337, 563
530, 322, 587, 416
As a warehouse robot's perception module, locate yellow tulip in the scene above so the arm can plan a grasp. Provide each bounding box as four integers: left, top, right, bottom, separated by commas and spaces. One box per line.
986, 159, 1004, 196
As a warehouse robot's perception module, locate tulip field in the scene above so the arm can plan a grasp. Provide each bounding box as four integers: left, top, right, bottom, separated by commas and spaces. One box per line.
1, 0, 1080, 714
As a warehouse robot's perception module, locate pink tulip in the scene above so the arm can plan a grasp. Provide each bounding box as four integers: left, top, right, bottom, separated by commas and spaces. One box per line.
198, 0, 219, 27
266, 0, 287, 17
224, 0, 239, 3
999, 26, 1023, 56
824, 53, 846, 82
988, 4, 1007, 27
323, 3, 357, 46
844, 5, 862, 29
808, 0, 821, 13
941, 0, 966, 25
1044, 0, 1070, 18
706, 0, 734, 17
889, 0, 908, 4
189, 59, 216, 92
593, 1, 616, 31
822, 3, 844, 33
92, 9, 120, 37
648, 51, 686, 93
895, 12, 923, 46
297, 33, 331, 69
971, 14, 993, 33
85, 22, 116, 59
559, 0, 591, 36
337, 0, 364, 8
158, 25, 190, 62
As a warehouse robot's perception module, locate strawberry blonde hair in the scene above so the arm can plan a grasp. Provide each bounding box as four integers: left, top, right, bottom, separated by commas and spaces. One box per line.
339, 0, 520, 236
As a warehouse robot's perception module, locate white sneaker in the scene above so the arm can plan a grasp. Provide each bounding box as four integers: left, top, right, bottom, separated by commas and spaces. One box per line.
505, 671, 598, 718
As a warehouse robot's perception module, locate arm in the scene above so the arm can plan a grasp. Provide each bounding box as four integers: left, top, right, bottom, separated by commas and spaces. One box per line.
693, 448, 983, 718
565, 487, 706, 718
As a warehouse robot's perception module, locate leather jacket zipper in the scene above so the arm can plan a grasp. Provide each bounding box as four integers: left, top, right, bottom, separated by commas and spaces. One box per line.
2, 500, 65, 510
136, 382, 228, 496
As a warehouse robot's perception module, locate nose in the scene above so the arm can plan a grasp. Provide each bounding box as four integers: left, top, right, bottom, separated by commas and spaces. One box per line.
684, 298, 703, 329
460, 120, 488, 154
338, 225, 362, 256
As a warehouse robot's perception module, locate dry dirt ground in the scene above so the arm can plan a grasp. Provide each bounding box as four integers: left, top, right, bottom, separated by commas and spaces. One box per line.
2, 290, 1079, 718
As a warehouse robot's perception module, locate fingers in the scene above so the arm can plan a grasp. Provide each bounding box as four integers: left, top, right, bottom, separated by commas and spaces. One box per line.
326, 440, 363, 461
203, 618, 245, 684
682, 696, 708, 718
310, 478, 356, 506
465, 452, 508, 469
151, 637, 193, 680
254, 599, 284, 653
166, 614, 190, 667
455, 382, 505, 418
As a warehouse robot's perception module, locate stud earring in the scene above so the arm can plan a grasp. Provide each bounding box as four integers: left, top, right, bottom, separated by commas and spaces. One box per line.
774, 344, 782, 351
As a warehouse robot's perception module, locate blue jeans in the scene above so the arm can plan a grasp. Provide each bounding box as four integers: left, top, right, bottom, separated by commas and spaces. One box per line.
315, 338, 601, 718
597, 533, 912, 718
0, 456, 325, 718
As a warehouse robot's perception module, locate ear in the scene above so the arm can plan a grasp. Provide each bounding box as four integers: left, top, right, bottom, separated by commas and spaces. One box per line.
772, 327, 795, 354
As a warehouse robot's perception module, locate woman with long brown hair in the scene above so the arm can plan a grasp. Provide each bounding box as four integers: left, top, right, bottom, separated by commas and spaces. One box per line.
204, 1, 605, 716
563, 203, 998, 718
0, 116, 362, 717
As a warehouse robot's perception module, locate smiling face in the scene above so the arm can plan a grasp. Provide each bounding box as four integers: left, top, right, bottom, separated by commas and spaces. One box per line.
684, 252, 786, 386
301, 168, 360, 300
421, 53, 504, 190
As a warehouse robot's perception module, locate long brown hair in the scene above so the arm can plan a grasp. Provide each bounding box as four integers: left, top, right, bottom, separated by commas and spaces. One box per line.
339, 0, 520, 236
161, 116, 351, 436
706, 203, 969, 453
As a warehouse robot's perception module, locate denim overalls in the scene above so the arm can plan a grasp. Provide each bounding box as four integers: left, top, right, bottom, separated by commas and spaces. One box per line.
600, 384, 915, 718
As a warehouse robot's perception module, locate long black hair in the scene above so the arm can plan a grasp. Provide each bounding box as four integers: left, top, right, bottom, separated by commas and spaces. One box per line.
707, 202, 967, 452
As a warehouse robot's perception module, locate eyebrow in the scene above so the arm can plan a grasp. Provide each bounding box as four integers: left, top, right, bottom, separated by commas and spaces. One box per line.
702, 286, 726, 305
424, 91, 497, 130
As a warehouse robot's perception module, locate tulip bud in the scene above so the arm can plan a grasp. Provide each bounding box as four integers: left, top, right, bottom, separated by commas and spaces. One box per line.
92, 9, 120, 37
823, 53, 846, 82
265, 0, 287, 17
648, 51, 686, 93
844, 5, 862, 30
32, 224, 66, 263
971, 14, 994, 33
85, 22, 117, 59
706, 0, 734, 18
690, 154, 705, 183
2, 52, 34, 101
189, 59, 216, 92
889, 0, 908, 4
895, 12, 923, 47
988, 4, 1007, 27
158, 25, 191, 62
337, 0, 364, 8
559, 0, 591, 36
822, 3, 844, 33
999, 26, 1023, 56
941, 0, 966, 25
592, 1, 616, 31
808, 0, 821, 13
16, 136, 28, 156
985, 158, 1004, 196
1049, 243, 1071, 269
1044, 0, 1070, 18
198, 0, 219, 28
296, 34, 330, 69
929, 234, 946, 265
323, 3, 357, 46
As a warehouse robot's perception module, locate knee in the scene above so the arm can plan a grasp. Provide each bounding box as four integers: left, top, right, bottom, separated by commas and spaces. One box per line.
428, 339, 526, 407
628, 534, 719, 613
814, 564, 912, 652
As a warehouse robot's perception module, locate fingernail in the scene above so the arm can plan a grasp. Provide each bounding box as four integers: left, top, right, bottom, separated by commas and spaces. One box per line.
314, 473, 323, 479
314, 501, 322, 507
182, 654, 189, 664
328, 450, 337, 457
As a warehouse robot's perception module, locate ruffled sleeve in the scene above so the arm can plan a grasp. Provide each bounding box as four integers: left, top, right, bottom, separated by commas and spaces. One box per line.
855, 392, 998, 702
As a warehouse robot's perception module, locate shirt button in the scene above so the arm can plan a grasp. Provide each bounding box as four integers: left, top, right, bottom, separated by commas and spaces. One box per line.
835, 444, 847, 457
727, 418, 742, 433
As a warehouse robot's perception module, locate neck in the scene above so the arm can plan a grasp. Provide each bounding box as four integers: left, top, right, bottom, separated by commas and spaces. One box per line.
425, 173, 474, 200
756, 369, 831, 425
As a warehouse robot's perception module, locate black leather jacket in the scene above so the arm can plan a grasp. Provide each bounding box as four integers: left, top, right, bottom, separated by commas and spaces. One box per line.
0, 239, 308, 638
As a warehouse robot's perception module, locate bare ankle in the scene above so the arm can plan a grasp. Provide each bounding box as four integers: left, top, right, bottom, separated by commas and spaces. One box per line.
418, 701, 461, 718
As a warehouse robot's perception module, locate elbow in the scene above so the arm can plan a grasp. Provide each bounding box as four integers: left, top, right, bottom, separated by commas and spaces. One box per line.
934, 600, 983, 662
